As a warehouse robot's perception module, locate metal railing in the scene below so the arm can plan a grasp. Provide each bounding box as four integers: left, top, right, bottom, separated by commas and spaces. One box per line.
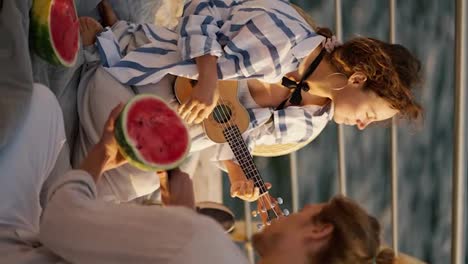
242, 1, 467, 263
389, 0, 399, 256
335, 0, 348, 197
289, 153, 300, 213
451, 0, 467, 263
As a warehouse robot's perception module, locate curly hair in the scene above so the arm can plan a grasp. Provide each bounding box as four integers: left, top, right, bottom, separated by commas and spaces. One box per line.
291, 4, 423, 121
329, 38, 422, 120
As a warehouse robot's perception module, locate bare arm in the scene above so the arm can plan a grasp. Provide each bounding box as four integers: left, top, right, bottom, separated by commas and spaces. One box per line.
178, 55, 219, 124
196, 54, 218, 78
223, 160, 271, 202
223, 159, 247, 184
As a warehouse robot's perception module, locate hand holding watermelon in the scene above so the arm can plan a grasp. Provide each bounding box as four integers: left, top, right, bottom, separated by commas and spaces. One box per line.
159, 169, 195, 209
97, 103, 128, 169
80, 103, 127, 181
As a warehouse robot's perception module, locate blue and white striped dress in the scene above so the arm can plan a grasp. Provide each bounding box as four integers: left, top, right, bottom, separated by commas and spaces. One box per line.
198, 80, 334, 162
96, 0, 325, 85
92, 0, 333, 163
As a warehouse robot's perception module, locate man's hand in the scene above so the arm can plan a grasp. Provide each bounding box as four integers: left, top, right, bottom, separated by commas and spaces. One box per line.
80, 103, 127, 182
96, 103, 127, 170
159, 168, 195, 209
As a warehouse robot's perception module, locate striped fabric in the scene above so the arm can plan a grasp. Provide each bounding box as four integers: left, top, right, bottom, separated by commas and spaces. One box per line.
188, 80, 333, 162
96, 0, 325, 85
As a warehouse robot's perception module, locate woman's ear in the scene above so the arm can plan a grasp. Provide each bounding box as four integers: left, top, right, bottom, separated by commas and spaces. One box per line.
348, 72, 367, 86
305, 223, 334, 241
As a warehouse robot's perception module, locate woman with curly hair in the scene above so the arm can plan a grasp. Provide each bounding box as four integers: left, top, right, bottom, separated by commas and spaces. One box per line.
76, 0, 422, 203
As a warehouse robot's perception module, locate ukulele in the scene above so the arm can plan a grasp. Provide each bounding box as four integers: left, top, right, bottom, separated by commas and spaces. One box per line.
174, 77, 289, 229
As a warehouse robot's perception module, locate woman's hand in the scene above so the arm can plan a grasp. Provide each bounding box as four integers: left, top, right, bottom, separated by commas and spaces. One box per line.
80, 103, 128, 182
224, 159, 272, 202
230, 179, 272, 202
178, 75, 219, 125
178, 54, 219, 125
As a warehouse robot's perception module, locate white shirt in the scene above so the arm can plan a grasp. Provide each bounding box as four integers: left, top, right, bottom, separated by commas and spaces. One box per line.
40, 170, 250, 264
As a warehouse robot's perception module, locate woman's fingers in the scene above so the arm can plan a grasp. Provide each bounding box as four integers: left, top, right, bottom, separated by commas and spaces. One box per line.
186, 104, 204, 124
230, 180, 260, 201
198, 106, 213, 121
231, 181, 247, 198
179, 101, 195, 120
177, 101, 186, 114
253, 187, 260, 200
230, 183, 239, 198
245, 180, 254, 197
179, 99, 198, 119
184, 103, 214, 125
189, 103, 217, 124
194, 110, 207, 124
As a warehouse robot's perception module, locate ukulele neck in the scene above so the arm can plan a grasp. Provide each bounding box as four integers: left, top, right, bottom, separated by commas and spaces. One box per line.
222, 125, 268, 194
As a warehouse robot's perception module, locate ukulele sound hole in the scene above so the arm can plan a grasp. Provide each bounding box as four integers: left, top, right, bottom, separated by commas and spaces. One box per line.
212, 105, 232, 124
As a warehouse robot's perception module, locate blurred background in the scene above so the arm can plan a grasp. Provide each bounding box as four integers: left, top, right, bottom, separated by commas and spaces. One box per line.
222, 1, 467, 263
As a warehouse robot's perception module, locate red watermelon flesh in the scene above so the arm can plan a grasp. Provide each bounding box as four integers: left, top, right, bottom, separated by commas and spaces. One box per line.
31, 0, 79, 66
126, 98, 189, 165
115, 95, 190, 171
50, 0, 79, 64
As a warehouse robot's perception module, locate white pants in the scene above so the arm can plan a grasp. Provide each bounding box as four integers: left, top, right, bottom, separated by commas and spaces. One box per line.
0, 0, 34, 150
0, 83, 67, 263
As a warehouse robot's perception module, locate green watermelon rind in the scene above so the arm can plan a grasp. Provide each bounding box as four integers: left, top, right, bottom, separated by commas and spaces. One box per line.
115, 94, 190, 171
31, 0, 79, 67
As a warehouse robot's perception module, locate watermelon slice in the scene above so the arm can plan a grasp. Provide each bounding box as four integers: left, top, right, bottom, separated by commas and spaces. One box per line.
31, 0, 79, 66
115, 94, 190, 171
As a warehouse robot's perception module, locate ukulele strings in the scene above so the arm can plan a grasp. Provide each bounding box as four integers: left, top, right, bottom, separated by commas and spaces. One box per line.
214, 93, 273, 217
209, 83, 279, 219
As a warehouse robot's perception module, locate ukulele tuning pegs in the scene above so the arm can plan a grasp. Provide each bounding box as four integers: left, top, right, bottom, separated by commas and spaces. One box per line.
282, 209, 290, 216
251, 210, 259, 217
276, 197, 283, 205
257, 224, 265, 230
